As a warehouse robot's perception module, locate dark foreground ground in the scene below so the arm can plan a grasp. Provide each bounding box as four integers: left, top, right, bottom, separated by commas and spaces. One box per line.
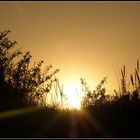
0, 99, 140, 138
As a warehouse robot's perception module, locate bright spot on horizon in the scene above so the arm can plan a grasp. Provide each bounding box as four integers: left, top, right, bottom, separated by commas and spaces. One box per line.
63, 83, 83, 110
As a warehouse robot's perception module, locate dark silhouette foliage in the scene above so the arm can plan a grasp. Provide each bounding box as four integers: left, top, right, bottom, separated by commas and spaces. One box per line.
81, 60, 140, 109
81, 77, 111, 108
78, 60, 140, 138
0, 30, 59, 110
1, 30, 140, 138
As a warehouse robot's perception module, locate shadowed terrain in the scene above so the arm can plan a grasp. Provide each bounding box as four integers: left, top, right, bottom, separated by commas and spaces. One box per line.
0, 99, 140, 138
1, 30, 140, 138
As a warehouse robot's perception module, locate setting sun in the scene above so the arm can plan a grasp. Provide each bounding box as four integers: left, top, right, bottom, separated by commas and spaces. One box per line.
1, 1, 140, 138
63, 83, 83, 109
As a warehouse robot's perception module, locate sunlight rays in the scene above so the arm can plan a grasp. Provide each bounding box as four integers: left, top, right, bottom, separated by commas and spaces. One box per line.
68, 112, 79, 138
78, 110, 113, 137
32, 111, 63, 137
0, 106, 39, 120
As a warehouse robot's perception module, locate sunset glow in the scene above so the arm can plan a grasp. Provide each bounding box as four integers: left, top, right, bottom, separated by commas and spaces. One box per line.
1, 1, 140, 138
1, 1, 140, 108
63, 83, 83, 109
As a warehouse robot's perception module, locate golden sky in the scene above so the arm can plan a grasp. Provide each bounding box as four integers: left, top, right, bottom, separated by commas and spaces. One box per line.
1, 2, 140, 93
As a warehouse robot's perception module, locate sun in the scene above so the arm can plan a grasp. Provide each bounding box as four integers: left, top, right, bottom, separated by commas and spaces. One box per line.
63, 83, 83, 110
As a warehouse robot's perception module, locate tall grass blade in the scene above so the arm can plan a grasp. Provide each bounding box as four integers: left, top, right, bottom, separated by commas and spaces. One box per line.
123, 65, 125, 77
135, 69, 140, 82
137, 59, 139, 74
113, 66, 121, 93
130, 74, 134, 86
121, 69, 124, 78
135, 68, 137, 85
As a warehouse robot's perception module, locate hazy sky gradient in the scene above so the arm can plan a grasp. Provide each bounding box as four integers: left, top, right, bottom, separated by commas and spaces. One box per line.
1, 2, 140, 92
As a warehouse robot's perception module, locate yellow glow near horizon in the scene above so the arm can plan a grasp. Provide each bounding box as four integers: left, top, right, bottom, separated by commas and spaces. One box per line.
63, 83, 83, 110
1, 2, 140, 93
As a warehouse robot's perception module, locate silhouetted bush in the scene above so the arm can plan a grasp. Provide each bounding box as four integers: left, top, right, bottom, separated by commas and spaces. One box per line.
80, 77, 112, 108
0, 30, 59, 110
1, 30, 140, 138
81, 59, 140, 109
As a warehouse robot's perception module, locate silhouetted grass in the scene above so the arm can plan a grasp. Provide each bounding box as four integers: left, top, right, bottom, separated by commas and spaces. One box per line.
1, 30, 140, 138
79, 59, 140, 137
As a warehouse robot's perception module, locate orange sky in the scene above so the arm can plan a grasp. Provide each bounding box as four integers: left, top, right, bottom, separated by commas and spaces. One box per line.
1, 2, 140, 93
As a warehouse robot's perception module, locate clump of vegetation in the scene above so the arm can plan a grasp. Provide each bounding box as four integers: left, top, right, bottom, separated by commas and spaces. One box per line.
1, 30, 140, 138
80, 77, 112, 108
80, 59, 140, 109
112, 59, 140, 104
0, 30, 59, 109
